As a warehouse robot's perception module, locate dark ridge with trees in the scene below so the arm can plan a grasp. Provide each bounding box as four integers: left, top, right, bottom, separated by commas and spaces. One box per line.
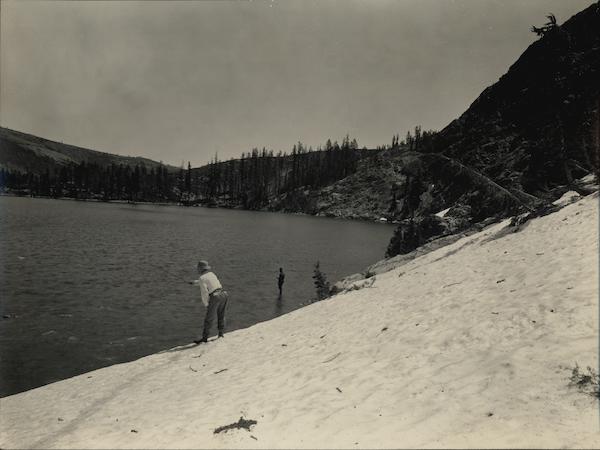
0, 162, 174, 202
0, 130, 373, 205
432, 2, 600, 194
0, 126, 179, 201
0, 127, 171, 174
190, 136, 369, 209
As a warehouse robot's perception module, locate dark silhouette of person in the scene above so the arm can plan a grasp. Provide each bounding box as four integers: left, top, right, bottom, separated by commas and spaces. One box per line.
278, 267, 285, 295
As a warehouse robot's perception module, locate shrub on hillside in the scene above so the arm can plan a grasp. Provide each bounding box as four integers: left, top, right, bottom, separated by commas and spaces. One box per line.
569, 364, 600, 398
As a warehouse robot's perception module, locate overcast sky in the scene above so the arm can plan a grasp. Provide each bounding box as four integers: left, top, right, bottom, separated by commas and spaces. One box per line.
0, 0, 593, 167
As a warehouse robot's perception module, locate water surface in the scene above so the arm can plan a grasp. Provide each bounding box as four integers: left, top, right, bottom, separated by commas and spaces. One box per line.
0, 196, 393, 397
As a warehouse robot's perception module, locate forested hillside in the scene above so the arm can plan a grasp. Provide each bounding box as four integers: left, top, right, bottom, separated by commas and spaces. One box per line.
0, 130, 374, 204
0, 127, 177, 201
189, 137, 371, 208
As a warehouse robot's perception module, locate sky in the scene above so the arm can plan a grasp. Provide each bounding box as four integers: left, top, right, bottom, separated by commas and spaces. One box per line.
0, 0, 594, 167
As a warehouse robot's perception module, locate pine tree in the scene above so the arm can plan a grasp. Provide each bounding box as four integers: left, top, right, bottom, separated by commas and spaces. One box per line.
185, 161, 192, 194
312, 261, 331, 302
531, 13, 558, 37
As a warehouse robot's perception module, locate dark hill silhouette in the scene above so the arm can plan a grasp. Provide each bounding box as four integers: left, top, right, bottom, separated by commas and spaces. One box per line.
435, 2, 599, 194
0, 127, 176, 174
383, 3, 599, 256
0, 127, 178, 201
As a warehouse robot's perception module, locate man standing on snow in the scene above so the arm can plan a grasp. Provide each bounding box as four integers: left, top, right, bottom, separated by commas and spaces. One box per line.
190, 260, 229, 344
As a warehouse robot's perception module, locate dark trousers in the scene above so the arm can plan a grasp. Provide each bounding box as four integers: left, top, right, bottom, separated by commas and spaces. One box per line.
202, 290, 228, 340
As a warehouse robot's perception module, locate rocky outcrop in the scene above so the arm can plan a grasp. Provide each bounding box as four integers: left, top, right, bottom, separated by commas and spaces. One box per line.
434, 3, 600, 195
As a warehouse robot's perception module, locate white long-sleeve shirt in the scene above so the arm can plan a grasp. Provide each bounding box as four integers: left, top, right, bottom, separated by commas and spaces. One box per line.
192, 271, 222, 307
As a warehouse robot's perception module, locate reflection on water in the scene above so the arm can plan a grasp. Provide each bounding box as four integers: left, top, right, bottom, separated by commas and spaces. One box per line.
275, 293, 284, 317
0, 196, 393, 397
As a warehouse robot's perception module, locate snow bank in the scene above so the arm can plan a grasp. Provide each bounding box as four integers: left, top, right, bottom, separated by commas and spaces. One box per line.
553, 190, 581, 206
1, 194, 598, 449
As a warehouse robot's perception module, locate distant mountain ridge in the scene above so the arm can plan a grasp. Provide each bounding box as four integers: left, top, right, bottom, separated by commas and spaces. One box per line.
0, 127, 176, 173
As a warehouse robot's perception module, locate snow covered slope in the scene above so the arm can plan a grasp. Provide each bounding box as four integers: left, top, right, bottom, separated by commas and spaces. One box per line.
1, 193, 598, 449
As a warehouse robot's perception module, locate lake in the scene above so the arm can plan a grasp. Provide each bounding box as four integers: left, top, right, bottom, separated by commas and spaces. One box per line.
0, 196, 394, 397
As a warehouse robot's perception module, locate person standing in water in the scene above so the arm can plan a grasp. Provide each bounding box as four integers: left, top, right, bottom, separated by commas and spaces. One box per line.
190, 260, 228, 344
277, 267, 285, 296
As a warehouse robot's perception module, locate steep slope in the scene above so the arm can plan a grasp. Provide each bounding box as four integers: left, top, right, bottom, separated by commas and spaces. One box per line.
435, 2, 600, 194
266, 149, 402, 220
375, 3, 600, 256
267, 149, 534, 223
1, 192, 597, 449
